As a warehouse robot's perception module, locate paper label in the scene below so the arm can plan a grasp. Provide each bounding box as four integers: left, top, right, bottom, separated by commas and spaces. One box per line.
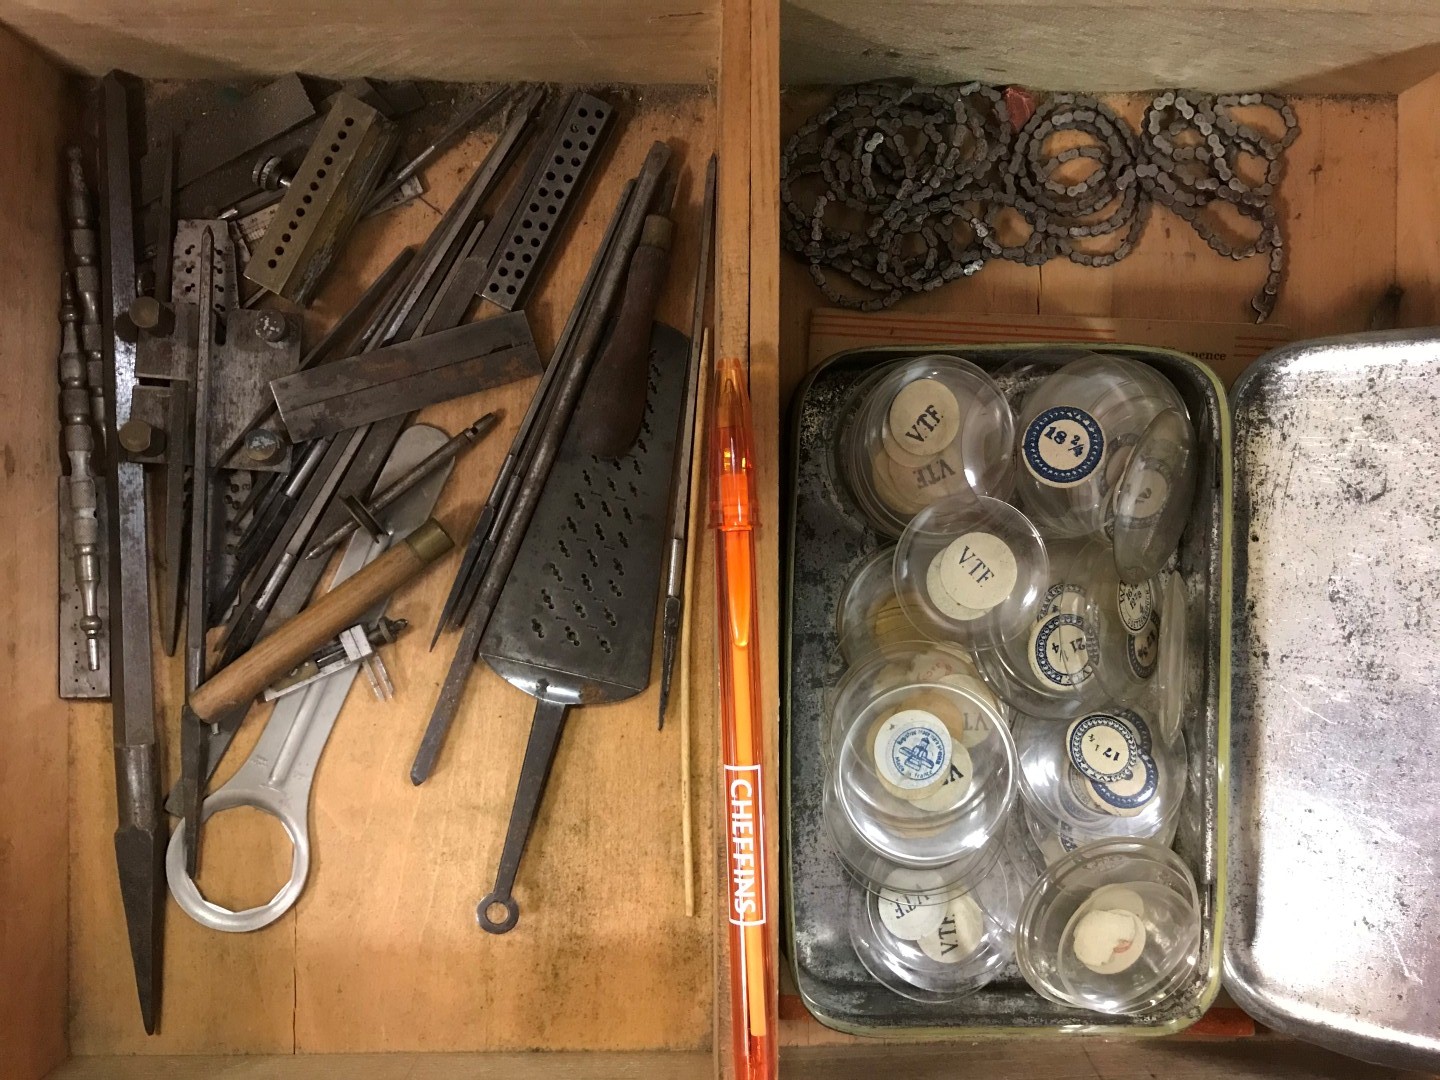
1126, 617, 1159, 680
911, 744, 975, 811
1029, 612, 1096, 688
724, 765, 767, 927
1117, 580, 1155, 633
1023, 405, 1105, 487
872, 710, 952, 790
937, 531, 1017, 612
1067, 713, 1139, 783
1038, 580, 1088, 622
925, 554, 985, 621
878, 871, 948, 941
919, 893, 985, 963
887, 378, 960, 459
1086, 752, 1158, 816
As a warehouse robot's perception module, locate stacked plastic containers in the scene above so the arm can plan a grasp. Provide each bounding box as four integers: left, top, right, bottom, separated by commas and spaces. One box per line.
824, 352, 1203, 1014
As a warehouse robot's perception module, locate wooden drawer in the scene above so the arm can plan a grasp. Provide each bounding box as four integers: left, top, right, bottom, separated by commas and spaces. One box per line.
766, 2, 1440, 1077
0, 2, 774, 1078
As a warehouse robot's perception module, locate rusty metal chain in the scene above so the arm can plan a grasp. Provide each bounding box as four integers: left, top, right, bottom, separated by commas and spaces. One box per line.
781, 83, 1299, 322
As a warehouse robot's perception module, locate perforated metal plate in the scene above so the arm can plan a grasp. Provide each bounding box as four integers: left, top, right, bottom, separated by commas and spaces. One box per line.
244, 92, 397, 304
480, 322, 687, 703
478, 92, 615, 312
172, 218, 239, 319
59, 475, 111, 699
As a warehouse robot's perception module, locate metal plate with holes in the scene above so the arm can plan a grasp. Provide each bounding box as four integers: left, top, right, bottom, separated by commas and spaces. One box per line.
211, 470, 253, 626
479, 93, 615, 311
785, 344, 1227, 1036
1227, 330, 1440, 1071
244, 92, 397, 304
59, 475, 110, 699
172, 218, 239, 318
480, 322, 688, 700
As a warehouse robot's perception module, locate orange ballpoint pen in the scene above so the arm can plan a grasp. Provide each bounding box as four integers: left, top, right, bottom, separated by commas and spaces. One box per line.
712, 355, 777, 1080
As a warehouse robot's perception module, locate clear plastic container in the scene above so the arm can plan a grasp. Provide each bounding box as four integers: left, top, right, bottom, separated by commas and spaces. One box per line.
894, 494, 1048, 648
1015, 839, 1202, 1015
1112, 407, 1198, 585
834, 546, 911, 664
1014, 354, 1188, 541
848, 854, 1023, 1003
971, 539, 1106, 720
824, 640, 999, 763
1012, 707, 1185, 851
837, 355, 1016, 537
823, 681, 1018, 893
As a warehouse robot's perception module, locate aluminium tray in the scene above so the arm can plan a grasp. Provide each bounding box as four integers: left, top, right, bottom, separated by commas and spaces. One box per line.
783, 343, 1230, 1036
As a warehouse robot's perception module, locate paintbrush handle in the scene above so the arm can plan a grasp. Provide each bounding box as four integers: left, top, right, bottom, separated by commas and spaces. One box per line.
190, 520, 452, 719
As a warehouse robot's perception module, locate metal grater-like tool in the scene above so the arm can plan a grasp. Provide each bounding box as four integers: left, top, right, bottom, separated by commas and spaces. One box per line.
475, 321, 688, 934
478, 92, 615, 311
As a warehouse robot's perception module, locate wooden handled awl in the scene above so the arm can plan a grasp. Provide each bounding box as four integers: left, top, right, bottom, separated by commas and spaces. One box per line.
576, 173, 677, 458
178, 518, 453, 873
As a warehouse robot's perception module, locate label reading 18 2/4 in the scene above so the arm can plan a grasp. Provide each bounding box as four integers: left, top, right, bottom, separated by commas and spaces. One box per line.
725, 764, 767, 927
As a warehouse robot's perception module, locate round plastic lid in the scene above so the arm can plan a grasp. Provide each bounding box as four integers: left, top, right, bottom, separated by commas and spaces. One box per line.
838, 355, 1016, 537
1011, 708, 1185, 847
1015, 838, 1202, 1015
823, 640, 984, 759
1014, 355, 1187, 541
824, 681, 1017, 885
970, 540, 1110, 720
1062, 540, 1162, 705
895, 495, 1048, 646
1112, 407, 1198, 585
848, 855, 1023, 1003
834, 546, 911, 664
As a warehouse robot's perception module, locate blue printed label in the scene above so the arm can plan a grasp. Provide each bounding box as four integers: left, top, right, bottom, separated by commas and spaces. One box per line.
1088, 751, 1158, 812
1067, 713, 1139, 783
1029, 612, 1096, 688
1023, 406, 1105, 487
891, 725, 948, 783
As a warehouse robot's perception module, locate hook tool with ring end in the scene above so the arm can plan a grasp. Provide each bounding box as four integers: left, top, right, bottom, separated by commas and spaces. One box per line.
166, 424, 454, 932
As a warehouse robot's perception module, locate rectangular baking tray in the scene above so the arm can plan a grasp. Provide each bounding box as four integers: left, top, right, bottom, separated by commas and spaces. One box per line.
782, 343, 1230, 1036
1225, 329, 1440, 1071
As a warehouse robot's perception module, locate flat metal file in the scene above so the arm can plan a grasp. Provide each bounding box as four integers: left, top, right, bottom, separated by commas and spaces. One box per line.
97, 70, 165, 1036
270, 312, 540, 442
178, 225, 221, 877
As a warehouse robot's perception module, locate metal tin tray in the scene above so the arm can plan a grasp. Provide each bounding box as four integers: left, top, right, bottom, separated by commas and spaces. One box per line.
1226, 330, 1440, 1071
783, 343, 1230, 1036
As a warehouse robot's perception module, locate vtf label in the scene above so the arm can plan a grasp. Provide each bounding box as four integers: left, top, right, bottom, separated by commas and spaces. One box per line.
725, 764, 767, 927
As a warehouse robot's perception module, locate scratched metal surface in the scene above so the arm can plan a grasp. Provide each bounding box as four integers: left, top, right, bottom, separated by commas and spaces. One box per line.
783, 344, 1226, 1035
1227, 330, 1440, 1071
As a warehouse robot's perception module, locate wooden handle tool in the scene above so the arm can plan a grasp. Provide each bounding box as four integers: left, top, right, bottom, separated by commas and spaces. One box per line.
576, 174, 677, 457
189, 519, 453, 720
